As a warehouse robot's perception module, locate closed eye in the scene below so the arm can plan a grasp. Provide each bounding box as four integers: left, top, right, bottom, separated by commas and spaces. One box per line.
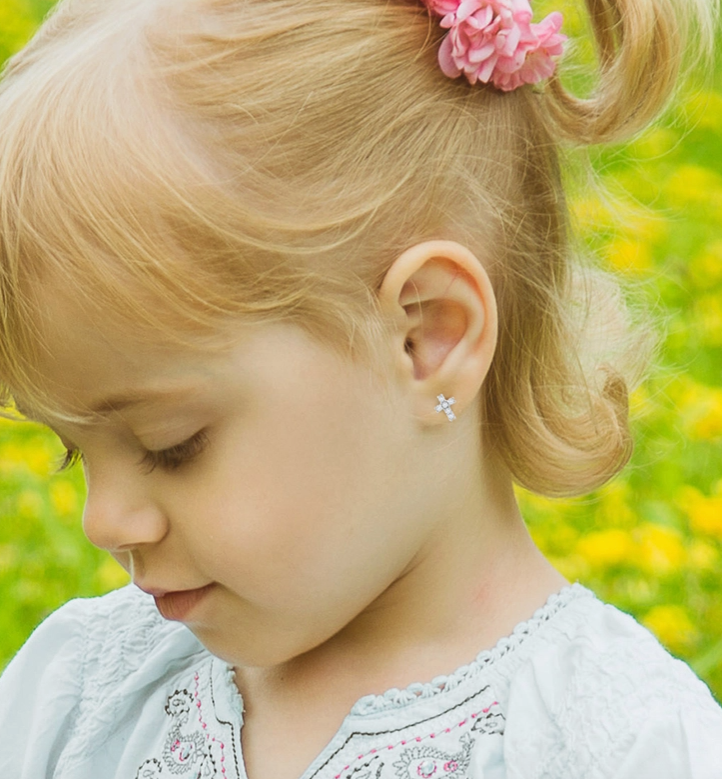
139, 429, 210, 474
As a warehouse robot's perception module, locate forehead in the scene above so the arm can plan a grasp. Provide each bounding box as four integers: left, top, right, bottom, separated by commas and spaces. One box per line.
9, 280, 241, 424
11, 277, 361, 429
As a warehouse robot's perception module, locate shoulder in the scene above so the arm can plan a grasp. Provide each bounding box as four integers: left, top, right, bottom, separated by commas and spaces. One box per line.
0, 585, 207, 775
2, 584, 202, 690
498, 586, 722, 778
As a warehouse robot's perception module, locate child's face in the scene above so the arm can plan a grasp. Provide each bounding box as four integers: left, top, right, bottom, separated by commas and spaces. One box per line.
26, 288, 437, 668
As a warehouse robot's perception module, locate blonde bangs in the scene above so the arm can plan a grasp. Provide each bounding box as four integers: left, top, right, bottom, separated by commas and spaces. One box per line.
0, 2, 417, 417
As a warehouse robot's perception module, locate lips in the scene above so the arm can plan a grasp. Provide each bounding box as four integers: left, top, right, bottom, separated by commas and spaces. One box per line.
152, 584, 215, 622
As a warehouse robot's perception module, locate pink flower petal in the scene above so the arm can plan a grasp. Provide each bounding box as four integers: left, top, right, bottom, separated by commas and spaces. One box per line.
467, 41, 496, 62
438, 33, 462, 78
476, 54, 498, 83
532, 10, 564, 38
518, 48, 557, 83
427, 0, 566, 90
473, 5, 494, 27
457, 0, 482, 22
500, 24, 522, 55
423, 0, 462, 18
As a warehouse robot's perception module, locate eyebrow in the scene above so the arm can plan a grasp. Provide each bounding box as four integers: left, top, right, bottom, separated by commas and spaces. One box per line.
89, 385, 203, 414
15, 384, 203, 425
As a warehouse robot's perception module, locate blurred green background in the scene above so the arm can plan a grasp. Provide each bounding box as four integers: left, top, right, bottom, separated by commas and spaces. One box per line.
1, 1, 721, 703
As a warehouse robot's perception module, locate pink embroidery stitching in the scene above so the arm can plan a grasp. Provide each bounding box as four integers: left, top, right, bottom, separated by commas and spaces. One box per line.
333, 703, 500, 779
194, 672, 228, 778
136, 674, 232, 778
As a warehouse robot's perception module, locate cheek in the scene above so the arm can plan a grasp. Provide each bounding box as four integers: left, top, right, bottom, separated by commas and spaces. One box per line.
176, 382, 410, 603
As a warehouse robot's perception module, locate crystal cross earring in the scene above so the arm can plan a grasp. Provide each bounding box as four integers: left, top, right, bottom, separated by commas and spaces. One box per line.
435, 394, 456, 422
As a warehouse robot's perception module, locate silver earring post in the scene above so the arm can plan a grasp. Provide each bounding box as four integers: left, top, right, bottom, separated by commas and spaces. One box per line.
435, 394, 457, 422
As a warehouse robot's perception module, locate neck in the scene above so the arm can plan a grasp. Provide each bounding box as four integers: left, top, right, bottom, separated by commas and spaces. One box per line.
235, 449, 567, 713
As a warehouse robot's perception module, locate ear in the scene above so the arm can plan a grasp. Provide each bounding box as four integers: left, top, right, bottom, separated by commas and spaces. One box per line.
377, 240, 498, 426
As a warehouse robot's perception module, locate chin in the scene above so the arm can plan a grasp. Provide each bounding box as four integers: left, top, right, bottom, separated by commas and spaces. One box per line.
190, 624, 322, 670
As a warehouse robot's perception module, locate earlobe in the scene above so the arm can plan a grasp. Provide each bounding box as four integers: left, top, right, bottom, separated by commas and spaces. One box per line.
377, 241, 498, 425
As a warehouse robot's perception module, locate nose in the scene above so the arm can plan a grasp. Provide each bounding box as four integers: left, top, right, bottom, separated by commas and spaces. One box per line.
82, 466, 169, 552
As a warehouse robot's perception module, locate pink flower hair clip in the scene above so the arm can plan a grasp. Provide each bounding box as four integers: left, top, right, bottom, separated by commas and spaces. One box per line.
422, 0, 567, 92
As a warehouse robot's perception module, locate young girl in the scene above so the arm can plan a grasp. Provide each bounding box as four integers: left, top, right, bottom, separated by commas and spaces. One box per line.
0, 0, 720, 776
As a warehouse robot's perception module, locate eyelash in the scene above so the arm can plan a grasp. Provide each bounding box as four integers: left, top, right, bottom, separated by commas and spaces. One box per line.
56, 448, 85, 473
139, 430, 210, 474
55, 430, 210, 475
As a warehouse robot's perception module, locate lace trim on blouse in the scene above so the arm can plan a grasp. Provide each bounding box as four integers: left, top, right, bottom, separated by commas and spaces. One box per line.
349, 582, 594, 717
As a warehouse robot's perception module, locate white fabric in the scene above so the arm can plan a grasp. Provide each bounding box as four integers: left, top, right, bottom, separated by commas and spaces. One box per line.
1, 583, 720, 778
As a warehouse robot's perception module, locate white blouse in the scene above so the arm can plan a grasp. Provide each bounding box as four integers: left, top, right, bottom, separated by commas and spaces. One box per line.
0, 583, 720, 778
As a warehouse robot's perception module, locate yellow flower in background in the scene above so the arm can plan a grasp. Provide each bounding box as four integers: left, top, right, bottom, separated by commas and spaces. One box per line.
520, 487, 581, 558
50, 480, 80, 518
671, 378, 722, 442
0, 441, 26, 479
93, 556, 130, 590
0, 0, 35, 59
549, 553, 591, 583
23, 440, 59, 478
688, 539, 719, 571
571, 195, 617, 234
604, 238, 653, 274
575, 528, 636, 568
573, 188, 667, 275
626, 209, 669, 244
677, 486, 722, 539
1, 429, 63, 477
695, 294, 722, 348
642, 604, 699, 655
689, 241, 722, 290
690, 406, 722, 441
15, 490, 44, 521
629, 384, 657, 419
664, 165, 722, 215
571, 189, 668, 249
630, 128, 678, 159
596, 481, 638, 529
683, 89, 722, 133
635, 523, 686, 575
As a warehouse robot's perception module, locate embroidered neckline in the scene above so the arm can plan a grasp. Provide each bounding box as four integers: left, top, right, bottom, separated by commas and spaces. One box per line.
348, 582, 594, 717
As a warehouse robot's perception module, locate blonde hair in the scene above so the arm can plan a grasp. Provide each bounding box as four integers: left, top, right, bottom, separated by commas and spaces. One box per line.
0, 0, 716, 496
